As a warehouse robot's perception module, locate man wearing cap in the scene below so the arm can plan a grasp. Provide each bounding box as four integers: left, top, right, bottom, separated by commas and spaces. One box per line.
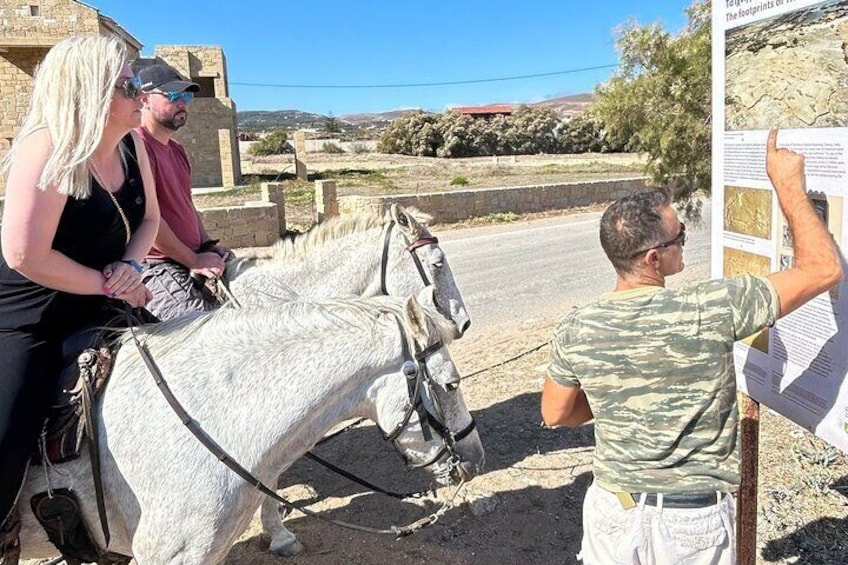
540, 129, 842, 564
133, 62, 233, 321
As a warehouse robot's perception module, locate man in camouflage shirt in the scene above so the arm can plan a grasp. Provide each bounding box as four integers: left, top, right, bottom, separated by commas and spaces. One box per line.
541, 129, 842, 565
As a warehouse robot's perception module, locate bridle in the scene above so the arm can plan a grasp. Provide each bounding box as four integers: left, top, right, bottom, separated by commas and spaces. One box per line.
380, 316, 477, 472
380, 220, 440, 296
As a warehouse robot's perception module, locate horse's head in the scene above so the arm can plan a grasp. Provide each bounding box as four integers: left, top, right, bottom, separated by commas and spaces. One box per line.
374, 287, 484, 485
383, 203, 472, 339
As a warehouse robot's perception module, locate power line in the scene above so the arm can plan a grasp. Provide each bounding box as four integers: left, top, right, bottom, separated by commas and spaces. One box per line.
230, 64, 618, 90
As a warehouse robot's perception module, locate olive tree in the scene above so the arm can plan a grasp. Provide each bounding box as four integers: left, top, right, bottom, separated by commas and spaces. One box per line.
594, 0, 710, 209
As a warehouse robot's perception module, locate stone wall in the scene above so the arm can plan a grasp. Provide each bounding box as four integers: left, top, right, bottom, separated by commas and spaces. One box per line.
198, 201, 279, 248
0, 46, 44, 146
0, 0, 141, 146
338, 178, 650, 223
0, 0, 142, 188
0, 1, 99, 44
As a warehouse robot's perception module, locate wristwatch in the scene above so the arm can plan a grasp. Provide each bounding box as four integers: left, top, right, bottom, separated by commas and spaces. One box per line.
120, 259, 143, 273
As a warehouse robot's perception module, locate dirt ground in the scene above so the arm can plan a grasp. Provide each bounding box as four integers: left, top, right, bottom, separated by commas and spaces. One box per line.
218, 311, 848, 565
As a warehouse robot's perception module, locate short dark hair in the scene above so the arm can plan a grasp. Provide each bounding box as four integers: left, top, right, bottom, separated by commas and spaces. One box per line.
599, 190, 672, 273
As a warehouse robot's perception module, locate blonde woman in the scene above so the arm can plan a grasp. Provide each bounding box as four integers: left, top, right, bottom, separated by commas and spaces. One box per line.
0, 35, 159, 561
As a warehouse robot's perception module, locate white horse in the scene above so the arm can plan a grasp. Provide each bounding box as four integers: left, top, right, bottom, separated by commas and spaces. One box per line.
225, 203, 472, 338
224, 204, 474, 556
18, 289, 484, 564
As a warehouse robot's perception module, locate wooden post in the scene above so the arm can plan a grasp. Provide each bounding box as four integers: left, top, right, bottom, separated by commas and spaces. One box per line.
737, 392, 760, 565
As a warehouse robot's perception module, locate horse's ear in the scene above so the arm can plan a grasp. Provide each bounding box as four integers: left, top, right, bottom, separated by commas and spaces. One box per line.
390, 203, 408, 228
403, 294, 430, 346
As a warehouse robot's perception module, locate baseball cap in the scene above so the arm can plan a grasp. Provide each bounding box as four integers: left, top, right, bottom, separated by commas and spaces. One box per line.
135, 63, 200, 93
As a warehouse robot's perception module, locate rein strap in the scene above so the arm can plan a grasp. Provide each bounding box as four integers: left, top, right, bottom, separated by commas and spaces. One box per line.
126, 314, 457, 538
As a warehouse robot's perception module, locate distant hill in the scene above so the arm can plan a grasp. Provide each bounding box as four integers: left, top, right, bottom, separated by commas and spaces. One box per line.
237, 94, 593, 132
529, 93, 595, 117
340, 109, 430, 125
237, 110, 327, 132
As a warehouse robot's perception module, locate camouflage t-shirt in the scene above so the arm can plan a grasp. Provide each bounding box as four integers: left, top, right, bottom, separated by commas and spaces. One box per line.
548, 275, 779, 493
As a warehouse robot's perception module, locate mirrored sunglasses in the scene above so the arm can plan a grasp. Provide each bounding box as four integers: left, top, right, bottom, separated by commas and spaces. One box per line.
115, 76, 142, 100
152, 90, 194, 104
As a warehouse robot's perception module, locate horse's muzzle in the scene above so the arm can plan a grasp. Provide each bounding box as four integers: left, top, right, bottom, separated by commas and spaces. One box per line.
454, 459, 481, 482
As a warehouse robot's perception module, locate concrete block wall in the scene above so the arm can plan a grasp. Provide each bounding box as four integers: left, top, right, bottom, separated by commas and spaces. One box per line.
338, 178, 650, 223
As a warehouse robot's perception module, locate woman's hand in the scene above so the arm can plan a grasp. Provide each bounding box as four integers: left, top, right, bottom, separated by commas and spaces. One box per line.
102, 261, 142, 297
116, 283, 151, 308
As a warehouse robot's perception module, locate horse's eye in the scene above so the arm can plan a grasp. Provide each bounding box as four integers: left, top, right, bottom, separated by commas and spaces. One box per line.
445, 382, 459, 391
433, 262, 444, 269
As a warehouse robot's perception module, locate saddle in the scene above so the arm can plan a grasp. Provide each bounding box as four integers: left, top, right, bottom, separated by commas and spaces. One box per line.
34, 308, 153, 464
29, 306, 155, 565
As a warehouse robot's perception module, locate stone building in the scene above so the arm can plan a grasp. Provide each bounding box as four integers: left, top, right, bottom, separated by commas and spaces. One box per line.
139, 46, 241, 187
0, 0, 240, 188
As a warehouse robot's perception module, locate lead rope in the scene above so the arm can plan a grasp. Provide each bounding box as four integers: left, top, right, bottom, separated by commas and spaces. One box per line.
123, 305, 464, 537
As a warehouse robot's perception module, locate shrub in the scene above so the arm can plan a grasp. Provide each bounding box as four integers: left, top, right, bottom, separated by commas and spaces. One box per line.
449, 176, 470, 186
248, 129, 291, 156
322, 142, 345, 154
480, 212, 519, 223
349, 142, 372, 154
378, 111, 442, 157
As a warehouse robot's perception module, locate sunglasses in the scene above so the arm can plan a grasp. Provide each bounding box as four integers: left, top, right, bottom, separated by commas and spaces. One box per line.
151, 90, 194, 104
630, 222, 687, 258
115, 76, 142, 100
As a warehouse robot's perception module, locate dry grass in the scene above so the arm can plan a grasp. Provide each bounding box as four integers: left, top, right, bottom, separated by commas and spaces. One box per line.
204, 151, 647, 231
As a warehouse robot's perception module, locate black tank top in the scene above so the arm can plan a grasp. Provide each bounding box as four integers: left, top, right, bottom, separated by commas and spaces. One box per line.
0, 133, 146, 334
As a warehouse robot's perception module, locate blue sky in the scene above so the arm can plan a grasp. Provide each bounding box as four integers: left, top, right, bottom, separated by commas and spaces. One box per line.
89, 0, 693, 116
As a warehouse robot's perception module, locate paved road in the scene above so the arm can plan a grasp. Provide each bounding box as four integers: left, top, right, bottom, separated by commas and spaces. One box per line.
439, 204, 713, 343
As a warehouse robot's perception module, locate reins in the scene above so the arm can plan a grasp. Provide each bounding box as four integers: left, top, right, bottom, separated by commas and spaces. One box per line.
122, 305, 468, 537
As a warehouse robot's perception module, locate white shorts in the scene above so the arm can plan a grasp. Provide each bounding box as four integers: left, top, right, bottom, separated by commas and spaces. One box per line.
578, 482, 736, 565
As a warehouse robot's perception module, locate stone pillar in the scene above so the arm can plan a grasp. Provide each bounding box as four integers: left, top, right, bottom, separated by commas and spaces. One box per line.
293, 131, 308, 181
219, 129, 241, 187
314, 180, 339, 222
261, 182, 287, 234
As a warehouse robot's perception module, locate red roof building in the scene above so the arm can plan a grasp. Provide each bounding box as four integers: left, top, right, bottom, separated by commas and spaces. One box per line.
453, 104, 513, 118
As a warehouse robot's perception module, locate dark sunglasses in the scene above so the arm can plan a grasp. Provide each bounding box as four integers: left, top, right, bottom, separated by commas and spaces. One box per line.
115, 76, 142, 100
152, 90, 194, 104
631, 222, 687, 258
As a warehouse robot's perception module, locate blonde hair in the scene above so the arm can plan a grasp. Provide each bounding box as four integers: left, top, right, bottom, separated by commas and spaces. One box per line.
2, 35, 128, 199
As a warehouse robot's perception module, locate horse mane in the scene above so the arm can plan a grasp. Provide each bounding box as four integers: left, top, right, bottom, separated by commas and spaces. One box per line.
124, 293, 454, 359
225, 206, 433, 278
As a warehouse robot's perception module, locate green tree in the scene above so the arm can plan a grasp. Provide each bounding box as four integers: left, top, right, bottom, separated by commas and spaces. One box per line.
594, 0, 710, 209
323, 112, 342, 134
558, 112, 628, 154
377, 111, 442, 157
248, 129, 290, 156
504, 106, 561, 155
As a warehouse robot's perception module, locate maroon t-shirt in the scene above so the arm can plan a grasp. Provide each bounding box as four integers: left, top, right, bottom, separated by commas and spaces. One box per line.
136, 127, 202, 259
